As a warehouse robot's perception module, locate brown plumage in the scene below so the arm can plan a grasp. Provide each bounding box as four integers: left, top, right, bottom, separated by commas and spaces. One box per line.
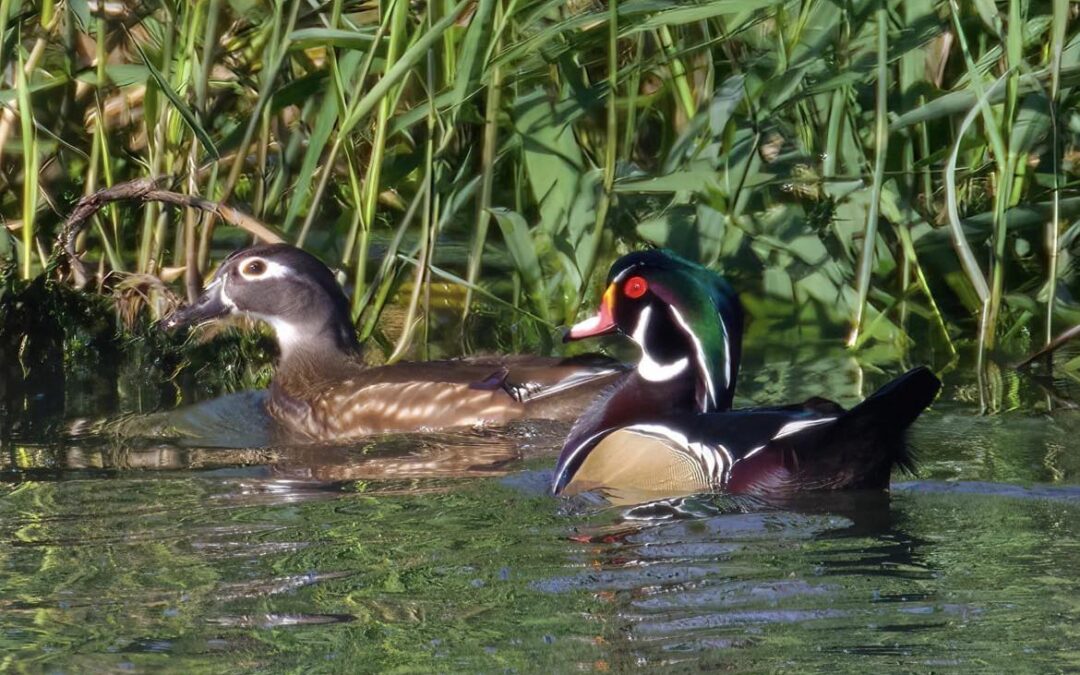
268, 352, 624, 440
164, 244, 625, 442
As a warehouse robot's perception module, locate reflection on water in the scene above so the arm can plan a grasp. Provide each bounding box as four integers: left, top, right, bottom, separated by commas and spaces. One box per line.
2, 344, 1080, 671
543, 486, 1080, 670
3, 390, 571, 488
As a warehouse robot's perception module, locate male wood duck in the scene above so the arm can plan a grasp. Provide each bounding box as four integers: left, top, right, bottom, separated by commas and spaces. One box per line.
551, 249, 941, 504
163, 244, 626, 442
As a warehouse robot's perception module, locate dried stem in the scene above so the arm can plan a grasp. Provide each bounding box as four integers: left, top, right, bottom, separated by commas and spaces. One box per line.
59, 178, 283, 288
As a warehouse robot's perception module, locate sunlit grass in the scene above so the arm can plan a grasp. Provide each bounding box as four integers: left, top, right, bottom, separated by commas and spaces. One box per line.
0, 0, 1078, 368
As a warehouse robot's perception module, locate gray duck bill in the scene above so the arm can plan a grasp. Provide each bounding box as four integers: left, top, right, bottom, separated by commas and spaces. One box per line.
161, 287, 230, 331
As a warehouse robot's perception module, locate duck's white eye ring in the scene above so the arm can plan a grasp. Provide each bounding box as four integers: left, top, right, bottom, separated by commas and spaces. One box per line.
242, 258, 267, 278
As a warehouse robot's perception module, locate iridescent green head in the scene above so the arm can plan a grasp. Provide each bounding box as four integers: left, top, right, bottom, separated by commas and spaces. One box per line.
566, 249, 743, 412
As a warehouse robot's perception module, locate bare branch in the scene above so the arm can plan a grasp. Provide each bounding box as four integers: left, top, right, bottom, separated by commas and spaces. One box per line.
59, 178, 285, 288
1015, 323, 1080, 370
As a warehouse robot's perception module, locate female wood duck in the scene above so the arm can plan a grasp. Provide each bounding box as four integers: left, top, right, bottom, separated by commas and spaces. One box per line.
163, 244, 626, 442
552, 249, 941, 504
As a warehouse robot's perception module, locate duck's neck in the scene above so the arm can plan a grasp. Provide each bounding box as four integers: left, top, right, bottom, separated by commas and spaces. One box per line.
635, 350, 736, 414
563, 369, 698, 448
272, 319, 362, 390
632, 300, 739, 413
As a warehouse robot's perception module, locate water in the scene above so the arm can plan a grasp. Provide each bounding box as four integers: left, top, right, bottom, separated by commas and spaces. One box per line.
2, 342, 1080, 672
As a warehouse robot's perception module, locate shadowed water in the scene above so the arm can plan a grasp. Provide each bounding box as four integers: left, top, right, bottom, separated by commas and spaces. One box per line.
2, 342, 1080, 672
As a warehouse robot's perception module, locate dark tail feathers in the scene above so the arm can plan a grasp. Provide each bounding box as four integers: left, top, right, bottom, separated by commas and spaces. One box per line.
847, 367, 941, 432
833, 366, 941, 476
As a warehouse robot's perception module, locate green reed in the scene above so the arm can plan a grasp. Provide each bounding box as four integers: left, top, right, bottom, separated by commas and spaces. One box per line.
0, 0, 1078, 366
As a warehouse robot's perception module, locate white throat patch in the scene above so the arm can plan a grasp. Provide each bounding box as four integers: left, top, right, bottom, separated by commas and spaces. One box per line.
632, 305, 689, 381
217, 263, 302, 356
256, 314, 303, 356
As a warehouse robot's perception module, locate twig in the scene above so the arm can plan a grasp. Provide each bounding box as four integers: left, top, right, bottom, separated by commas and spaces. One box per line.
1015, 323, 1080, 370
59, 178, 284, 288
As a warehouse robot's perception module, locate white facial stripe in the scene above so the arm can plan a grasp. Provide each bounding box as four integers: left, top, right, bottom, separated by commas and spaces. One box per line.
772, 417, 836, 440
238, 257, 293, 281
669, 305, 717, 410
613, 264, 735, 398
718, 312, 732, 389
611, 266, 636, 284
632, 305, 690, 382
262, 259, 293, 279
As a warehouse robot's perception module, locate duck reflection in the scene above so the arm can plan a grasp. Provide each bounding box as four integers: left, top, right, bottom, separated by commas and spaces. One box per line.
1, 390, 566, 488
540, 490, 935, 670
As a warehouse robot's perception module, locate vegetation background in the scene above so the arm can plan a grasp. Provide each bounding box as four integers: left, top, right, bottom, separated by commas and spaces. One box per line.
6, 5, 1080, 672
1, 0, 1078, 397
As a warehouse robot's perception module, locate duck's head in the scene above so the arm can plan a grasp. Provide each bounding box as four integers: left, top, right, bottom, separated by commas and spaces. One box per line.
565, 249, 743, 412
163, 243, 359, 358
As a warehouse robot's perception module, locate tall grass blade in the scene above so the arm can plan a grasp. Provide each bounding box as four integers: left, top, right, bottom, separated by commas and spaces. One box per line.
846, 3, 890, 347
491, 207, 549, 322
944, 78, 1004, 307
576, 0, 620, 316
287, 53, 357, 237
127, 27, 218, 160
449, 0, 495, 113
463, 1, 502, 316
220, 0, 302, 204
338, 1, 468, 139
1046, 0, 1068, 345
16, 51, 37, 279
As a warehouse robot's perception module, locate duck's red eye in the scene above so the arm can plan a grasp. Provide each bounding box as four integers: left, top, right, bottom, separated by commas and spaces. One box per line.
624, 276, 648, 299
